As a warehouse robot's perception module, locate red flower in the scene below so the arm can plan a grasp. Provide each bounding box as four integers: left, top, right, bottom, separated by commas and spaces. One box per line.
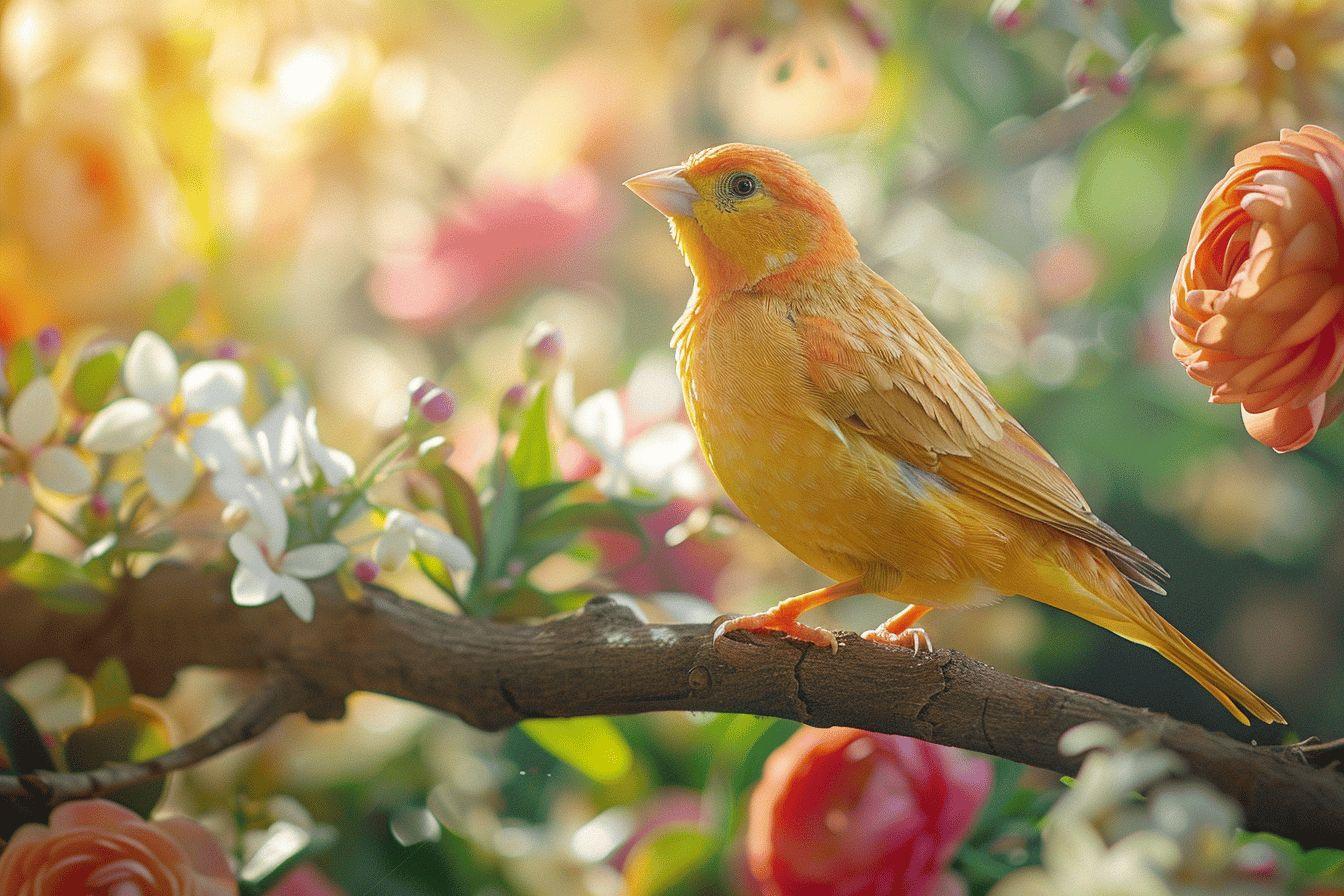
0, 799, 236, 896
590, 499, 731, 601
747, 727, 990, 896
371, 167, 610, 329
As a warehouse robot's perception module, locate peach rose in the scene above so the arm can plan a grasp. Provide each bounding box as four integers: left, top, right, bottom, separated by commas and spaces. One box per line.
0, 799, 236, 896
1171, 125, 1344, 452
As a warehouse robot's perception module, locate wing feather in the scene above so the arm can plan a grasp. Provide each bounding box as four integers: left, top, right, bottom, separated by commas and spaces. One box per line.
795, 265, 1168, 592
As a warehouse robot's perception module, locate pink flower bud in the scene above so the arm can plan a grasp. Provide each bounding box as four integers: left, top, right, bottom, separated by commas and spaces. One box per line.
35, 327, 61, 362
499, 383, 529, 429
407, 376, 435, 406
90, 493, 111, 520
523, 323, 564, 381
419, 388, 456, 424
354, 558, 380, 584
1106, 72, 1133, 96
213, 339, 242, 360
748, 34, 768, 54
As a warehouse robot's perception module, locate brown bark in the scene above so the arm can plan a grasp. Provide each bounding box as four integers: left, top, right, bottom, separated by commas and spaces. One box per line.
1, 564, 1341, 848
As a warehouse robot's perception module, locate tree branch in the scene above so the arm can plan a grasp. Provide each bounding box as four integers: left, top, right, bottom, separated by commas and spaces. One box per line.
1, 563, 1340, 849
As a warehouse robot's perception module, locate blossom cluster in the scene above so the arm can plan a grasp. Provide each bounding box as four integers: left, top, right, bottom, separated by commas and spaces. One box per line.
1, 325, 475, 622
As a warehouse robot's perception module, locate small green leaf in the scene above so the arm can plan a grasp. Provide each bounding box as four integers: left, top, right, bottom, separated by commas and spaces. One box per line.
0, 685, 54, 773
5, 340, 38, 394
0, 533, 34, 569
509, 385, 553, 488
149, 282, 196, 339
64, 703, 170, 817
520, 717, 633, 783
90, 658, 133, 714
70, 349, 123, 413
415, 551, 461, 603
623, 824, 716, 896
476, 457, 521, 591
519, 479, 582, 516
7, 551, 95, 591
518, 501, 646, 556
426, 464, 484, 556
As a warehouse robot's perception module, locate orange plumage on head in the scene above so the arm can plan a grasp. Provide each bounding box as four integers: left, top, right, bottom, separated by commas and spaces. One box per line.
627, 144, 1283, 726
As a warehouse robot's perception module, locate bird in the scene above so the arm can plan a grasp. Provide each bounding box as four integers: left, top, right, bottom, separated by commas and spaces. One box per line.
625, 143, 1284, 726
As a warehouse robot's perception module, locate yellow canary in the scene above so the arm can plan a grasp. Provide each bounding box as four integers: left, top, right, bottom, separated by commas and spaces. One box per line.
626, 144, 1283, 725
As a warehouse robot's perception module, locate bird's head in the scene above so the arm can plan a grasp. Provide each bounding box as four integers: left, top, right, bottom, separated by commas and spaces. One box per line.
625, 144, 857, 293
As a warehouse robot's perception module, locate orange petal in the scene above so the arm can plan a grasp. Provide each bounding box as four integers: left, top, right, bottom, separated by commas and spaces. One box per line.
1242, 393, 1326, 452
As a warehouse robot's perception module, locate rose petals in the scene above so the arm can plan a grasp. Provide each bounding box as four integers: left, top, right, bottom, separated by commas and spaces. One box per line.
1171, 126, 1344, 451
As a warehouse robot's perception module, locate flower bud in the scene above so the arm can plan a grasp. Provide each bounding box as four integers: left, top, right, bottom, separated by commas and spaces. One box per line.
35, 326, 61, 364
523, 323, 564, 382
354, 558, 380, 584
213, 339, 242, 360
407, 376, 435, 406
419, 387, 456, 424
989, 0, 1039, 33
89, 493, 111, 520
1065, 41, 1119, 93
499, 383, 529, 429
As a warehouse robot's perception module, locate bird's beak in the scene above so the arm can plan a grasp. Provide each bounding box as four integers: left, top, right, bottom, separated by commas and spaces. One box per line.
624, 165, 699, 218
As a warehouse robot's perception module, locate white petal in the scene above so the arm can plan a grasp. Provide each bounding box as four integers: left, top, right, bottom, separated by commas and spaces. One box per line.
411, 525, 475, 573
228, 530, 269, 573
276, 575, 316, 621
239, 480, 288, 557
373, 528, 413, 571
7, 377, 59, 450
625, 422, 697, 488
281, 542, 347, 579
123, 331, 180, 406
180, 360, 246, 413
144, 435, 197, 506
302, 408, 354, 485
191, 410, 256, 474
231, 562, 279, 607
383, 508, 416, 534
81, 398, 161, 453
0, 478, 35, 540
32, 446, 92, 495
571, 390, 625, 458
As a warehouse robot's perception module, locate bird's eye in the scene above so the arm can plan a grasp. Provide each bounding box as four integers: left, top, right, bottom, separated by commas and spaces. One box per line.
727, 173, 759, 199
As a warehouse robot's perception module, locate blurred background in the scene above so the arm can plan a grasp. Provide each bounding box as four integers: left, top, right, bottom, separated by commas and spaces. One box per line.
2, 0, 1343, 892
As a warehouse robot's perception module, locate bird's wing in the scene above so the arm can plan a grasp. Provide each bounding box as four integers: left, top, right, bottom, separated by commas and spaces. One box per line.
795, 267, 1168, 592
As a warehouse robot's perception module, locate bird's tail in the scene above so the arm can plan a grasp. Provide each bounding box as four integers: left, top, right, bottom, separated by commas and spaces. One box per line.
1027, 562, 1284, 726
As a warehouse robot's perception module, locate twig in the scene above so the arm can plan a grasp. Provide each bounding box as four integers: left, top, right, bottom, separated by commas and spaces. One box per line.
0, 672, 312, 810
0, 564, 1341, 848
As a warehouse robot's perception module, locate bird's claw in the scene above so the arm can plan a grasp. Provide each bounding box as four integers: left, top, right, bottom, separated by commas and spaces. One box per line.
714, 612, 839, 653
861, 626, 933, 655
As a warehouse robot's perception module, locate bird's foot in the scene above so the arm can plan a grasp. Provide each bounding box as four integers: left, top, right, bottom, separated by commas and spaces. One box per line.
861, 626, 933, 655
714, 612, 839, 653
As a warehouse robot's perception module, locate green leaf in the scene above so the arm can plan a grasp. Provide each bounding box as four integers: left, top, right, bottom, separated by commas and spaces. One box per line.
519, 479, 582, 516
0, 686, 54, 773
475, 457, 521, 591
415, 551, 461, 603
519, 717, 633, 783
90, 658, 133, 714
8, 552, 95, 591
0, 532, 33, 569
5, 340, 38, 394
70, 349, 124, 413
149, 282, 196, 339
517, 501, 646, 558
426, 464, 484, 557
623, 824, 716, 896
8, 552, 106, 614
509, 385, 553, 488
64, 704, 170, 817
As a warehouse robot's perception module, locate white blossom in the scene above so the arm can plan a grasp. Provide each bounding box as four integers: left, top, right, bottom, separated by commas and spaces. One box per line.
373, 509, 474, 574
566, 388, 703, 500
81, 331, 246, 506
227, 486, 346, 622
0, 377, 92, 540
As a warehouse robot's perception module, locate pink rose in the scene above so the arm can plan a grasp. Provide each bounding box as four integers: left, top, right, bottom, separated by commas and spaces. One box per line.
746, 727, 990, 896
0, 799, 236, 896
